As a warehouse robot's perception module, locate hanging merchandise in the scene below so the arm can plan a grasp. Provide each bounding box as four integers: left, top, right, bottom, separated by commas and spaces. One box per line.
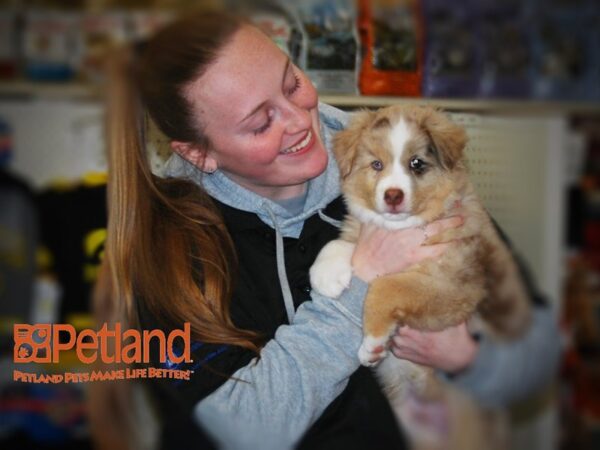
36, 175, 107, 324
0, 8, 19, 80
421, 0, 481, 98
0, 169, 38, 331
0, 117, 12, 167
359, 0, 424, 96
477, 0, 533, 99
295, 0, 360, 94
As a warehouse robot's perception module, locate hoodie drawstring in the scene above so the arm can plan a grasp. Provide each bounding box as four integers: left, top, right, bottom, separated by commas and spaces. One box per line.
318, 210, 343, 229
266, 207, 297, 324
265, 207, 343, 325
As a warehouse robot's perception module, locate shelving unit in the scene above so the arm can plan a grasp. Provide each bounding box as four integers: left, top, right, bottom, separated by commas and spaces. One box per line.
0, 81, 102, 101
2, 81, 600, 115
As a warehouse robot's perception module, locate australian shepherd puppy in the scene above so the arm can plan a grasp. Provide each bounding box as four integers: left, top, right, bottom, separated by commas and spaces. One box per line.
310, 105, 532, 449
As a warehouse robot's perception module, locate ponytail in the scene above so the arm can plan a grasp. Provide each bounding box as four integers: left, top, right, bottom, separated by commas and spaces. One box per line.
105, 41, 262, 352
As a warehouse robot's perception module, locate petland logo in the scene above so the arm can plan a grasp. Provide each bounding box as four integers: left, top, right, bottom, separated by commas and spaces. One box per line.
13, 323, 193, 383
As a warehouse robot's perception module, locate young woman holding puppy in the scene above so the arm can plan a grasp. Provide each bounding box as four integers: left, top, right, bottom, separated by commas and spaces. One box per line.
105, 10, 560, 450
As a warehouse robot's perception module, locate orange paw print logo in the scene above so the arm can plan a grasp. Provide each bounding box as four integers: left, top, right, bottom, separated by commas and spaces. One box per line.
14, 324, 52, 363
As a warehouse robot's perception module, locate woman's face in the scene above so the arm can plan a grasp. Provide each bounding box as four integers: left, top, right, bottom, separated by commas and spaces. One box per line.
179, 25, 328, 200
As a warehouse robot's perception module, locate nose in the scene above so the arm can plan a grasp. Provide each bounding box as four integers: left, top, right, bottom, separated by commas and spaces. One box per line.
282, 100, 312, 135
384, 189, 404, 207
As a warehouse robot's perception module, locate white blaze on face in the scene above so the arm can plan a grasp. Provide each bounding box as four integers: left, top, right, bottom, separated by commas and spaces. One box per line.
375, 118, 413, 214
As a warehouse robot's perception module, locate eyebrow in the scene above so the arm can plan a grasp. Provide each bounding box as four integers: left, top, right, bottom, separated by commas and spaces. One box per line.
237, 57, 292, 126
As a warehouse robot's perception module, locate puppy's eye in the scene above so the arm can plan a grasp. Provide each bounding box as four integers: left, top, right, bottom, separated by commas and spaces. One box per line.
409, 157, 427, 173
371, 160, 384, 171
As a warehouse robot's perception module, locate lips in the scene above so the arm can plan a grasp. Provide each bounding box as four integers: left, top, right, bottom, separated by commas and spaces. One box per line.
280, 130, 313, 155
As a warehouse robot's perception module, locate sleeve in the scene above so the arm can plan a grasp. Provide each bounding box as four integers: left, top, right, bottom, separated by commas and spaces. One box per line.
445, 305, 561, 408
192, 276, 368, 450
444, 222, 563, 408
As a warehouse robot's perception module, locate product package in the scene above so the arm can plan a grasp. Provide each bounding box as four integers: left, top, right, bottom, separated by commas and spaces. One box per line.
23, 11, 79, 82
531, 0, 596, 100
74, 12, 128, 83
421, 0, 480, 98
477, 0, 533, 98
295, 0, 360, 94
128, 9, 175, 43
251, 12, 294, 55
359, 0, 424, 96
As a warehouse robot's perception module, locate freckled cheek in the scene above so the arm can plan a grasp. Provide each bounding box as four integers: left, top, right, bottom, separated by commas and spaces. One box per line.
241, 142, 283, 166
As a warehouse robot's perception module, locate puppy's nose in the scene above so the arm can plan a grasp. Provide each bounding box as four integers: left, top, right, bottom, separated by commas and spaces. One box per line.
384, 189, 404, 207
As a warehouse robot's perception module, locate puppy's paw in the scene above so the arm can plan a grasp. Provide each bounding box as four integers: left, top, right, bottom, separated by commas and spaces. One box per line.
309, 240, 355, 299
358, 335, 388, 367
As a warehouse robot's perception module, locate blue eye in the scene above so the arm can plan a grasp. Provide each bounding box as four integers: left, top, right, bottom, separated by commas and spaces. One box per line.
371, 160, 384, 171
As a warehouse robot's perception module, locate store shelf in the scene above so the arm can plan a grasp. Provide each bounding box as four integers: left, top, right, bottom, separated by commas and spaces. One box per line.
320, 94, 600, 115
1, 81, 599, 115
0, 81, 102, 101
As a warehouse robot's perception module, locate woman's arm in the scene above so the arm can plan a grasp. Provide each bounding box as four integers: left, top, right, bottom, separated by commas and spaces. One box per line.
193, 219, 461, 450
445, 305, 561, 408
194, 277, 368, 450
390, 306, 561, 408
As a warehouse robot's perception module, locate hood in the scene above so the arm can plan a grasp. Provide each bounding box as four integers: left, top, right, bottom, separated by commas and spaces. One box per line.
162, 102, 348, 238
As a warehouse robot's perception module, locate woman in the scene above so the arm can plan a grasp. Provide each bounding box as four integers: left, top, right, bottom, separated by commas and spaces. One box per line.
105, 10, 560, 450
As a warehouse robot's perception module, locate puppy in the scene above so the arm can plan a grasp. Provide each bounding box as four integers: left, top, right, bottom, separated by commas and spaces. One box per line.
310, 105, 531, 449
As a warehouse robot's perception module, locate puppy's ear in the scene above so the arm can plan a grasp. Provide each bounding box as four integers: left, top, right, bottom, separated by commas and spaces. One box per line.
420, 108, 468, 170
333, 110, 377, 179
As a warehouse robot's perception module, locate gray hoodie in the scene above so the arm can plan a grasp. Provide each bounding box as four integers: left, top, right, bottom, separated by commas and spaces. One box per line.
163, 103, 561, 450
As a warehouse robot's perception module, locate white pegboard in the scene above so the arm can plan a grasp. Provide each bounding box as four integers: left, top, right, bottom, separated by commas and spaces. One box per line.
0, 100, 106, 188
452, 112, 567, 306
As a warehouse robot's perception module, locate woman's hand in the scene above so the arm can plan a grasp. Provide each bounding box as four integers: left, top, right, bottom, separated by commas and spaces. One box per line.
390, 322, 479, 374
351, 216, 463, 283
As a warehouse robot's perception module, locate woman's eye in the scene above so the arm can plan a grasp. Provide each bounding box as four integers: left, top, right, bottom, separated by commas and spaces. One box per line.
253, 118, 272, 135
253, 110, 274, 135
409, 157, 426, 173
286, 74, 301, 96
371, 160, 384, 171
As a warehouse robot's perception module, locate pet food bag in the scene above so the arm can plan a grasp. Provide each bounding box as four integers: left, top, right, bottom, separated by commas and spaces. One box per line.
23, 10, 79, 82
531, 0, 597, 100
295, 0, 360, 94
477, 0, 533, 99
359, 0, 424, 96
128, 10, 176, 42
249, 5, 305, 67
421, 0, 480, 98
74, 12, 128, 83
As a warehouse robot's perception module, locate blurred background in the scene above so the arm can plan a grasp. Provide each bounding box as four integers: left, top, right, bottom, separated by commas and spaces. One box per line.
0, 0, 598, 449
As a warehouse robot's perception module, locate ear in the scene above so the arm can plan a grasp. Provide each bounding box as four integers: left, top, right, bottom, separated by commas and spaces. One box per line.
170, 141, 218, 173
420, 109, 468, 170
333, 110, 377, 179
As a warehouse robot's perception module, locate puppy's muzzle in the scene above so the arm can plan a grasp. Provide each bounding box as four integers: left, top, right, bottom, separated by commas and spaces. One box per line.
384, 189, 404, 209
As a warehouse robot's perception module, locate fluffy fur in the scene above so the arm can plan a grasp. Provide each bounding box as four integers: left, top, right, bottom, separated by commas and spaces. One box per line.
310, 105, 532, 449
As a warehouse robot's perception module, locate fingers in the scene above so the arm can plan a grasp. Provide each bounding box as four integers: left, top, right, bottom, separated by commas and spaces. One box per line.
390, 347, 425, 363
423, 215, 463, 238
390, 322, 478, 372
412, 242, 450, 260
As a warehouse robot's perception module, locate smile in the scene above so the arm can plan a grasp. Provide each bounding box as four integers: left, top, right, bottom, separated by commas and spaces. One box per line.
281, 130, 313, 155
